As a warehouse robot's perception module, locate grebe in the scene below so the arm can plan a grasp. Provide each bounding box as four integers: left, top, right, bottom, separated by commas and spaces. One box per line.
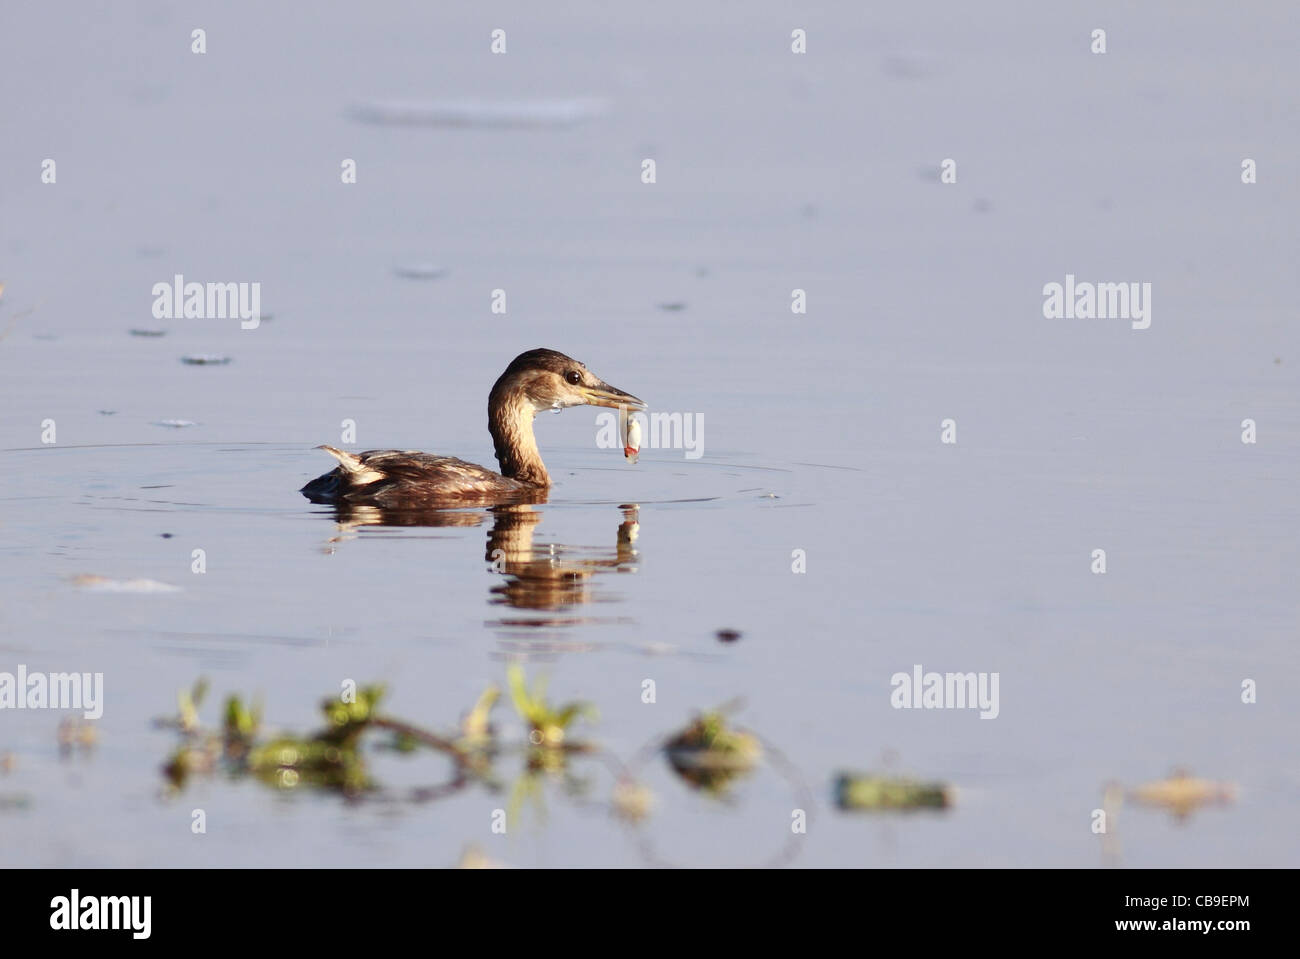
301, 348, 645, 508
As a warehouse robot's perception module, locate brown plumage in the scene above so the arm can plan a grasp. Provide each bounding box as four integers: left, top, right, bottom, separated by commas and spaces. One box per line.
301, 348, 645, 509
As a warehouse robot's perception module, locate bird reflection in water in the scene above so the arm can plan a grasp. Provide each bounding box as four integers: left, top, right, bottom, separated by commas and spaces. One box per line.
486, 504, 640, 625
315, 500, 641, 630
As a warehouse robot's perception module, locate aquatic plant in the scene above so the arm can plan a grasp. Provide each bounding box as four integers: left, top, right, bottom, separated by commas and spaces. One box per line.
506, 662, 596, 749
159, 680, 474, 799
153, 675, 822, 868
663, 705, 762, 797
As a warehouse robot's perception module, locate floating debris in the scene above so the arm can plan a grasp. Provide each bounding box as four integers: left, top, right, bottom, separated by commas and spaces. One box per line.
392, 263, 448, 281
70, 574, 182, 594
154, 419, 197, 428
612, 780, 655, 823
98, 410, 116, 416
1128, 769, 1236, 817
664, 707, 762, 795
0, 752, 15, 774
834, 772, 952, 811
657, 302, 687, 312
349, 97, 609, 129
129, 328, 166, 337
457, 845, 507, 869
57, 717, 98, 752
715, 628, 741, 643
180, 354, 231, 365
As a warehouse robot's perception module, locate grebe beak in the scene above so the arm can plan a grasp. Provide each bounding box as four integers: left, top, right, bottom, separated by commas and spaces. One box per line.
582, 381, 646, 411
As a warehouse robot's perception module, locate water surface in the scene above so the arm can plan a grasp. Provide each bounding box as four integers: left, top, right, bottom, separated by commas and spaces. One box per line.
1, 1, 1298, 867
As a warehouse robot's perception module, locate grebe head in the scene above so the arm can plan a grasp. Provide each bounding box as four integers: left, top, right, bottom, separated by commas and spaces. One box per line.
491, 348, 646, 413
486, 348, 645, 488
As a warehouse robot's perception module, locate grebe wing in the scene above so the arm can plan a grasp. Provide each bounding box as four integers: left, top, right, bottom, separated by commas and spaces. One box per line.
302, 446, 525, 503
354, 449, 514, 488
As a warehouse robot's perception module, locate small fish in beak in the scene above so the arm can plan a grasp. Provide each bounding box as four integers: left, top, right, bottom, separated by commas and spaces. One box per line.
619, 406, 642, 464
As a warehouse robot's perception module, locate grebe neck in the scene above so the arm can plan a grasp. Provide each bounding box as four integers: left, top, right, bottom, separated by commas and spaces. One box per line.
489, 389, 550, 487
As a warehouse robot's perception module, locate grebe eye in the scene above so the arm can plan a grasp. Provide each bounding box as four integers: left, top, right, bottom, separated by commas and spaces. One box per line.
564, 370, 582, 385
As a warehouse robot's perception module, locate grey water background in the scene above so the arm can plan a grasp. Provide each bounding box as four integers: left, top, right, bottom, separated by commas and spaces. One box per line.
2, 1, 1298, 866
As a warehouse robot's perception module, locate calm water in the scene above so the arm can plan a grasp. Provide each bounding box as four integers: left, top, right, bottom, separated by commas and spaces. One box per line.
2, 1, 1298, 867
